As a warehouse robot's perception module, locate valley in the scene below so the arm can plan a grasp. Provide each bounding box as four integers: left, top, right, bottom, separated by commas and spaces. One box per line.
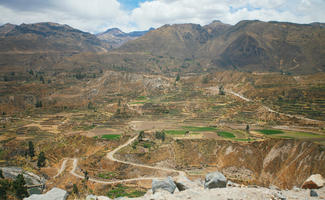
0, 20, 324, 200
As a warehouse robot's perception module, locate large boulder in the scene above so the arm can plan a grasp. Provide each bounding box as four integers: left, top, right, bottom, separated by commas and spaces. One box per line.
24, 187, 68, 200
302, 174, 325, 189
204, 171, 227, 189
152, 176, 177, 194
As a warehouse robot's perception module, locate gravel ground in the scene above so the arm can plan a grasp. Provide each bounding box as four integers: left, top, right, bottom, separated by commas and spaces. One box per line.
119, 186, 325, 200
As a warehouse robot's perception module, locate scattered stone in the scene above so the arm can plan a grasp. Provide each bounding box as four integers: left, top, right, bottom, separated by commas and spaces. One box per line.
292, 186, 300, 192
273, 191, 286, 200
152, 176, 177, 194
302, 174, 325, 189
310, 189, 318, 197
227, 180, 234, 187
86, 195, 110, 200
269, 184, 280, 191
24, 187, 68, 200
98, 196, 111, 200
86, 195, 98, 200
204, 171, 227, 189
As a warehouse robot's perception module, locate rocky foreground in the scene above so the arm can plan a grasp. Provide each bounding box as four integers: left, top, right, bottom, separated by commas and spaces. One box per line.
25, 172, 325, 200
118, 186, 325, 200
113, 172, 325, 200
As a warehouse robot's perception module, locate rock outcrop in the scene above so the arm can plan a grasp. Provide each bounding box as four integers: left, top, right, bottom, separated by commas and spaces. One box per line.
152, 176, 177, 194
302, 174, 325, 189
24, 187, 68, 200
204, 171, 227, 189
1, 167, 45, 194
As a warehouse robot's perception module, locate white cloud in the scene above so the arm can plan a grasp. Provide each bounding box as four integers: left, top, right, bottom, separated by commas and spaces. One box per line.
0, 0, 324, 33
130, 0, 325, 30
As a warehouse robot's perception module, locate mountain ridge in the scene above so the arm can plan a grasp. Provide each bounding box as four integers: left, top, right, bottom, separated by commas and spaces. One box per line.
96, 27, 154, 48
0, 20, 324, 75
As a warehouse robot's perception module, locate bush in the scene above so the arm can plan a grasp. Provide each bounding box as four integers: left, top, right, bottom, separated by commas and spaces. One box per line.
13, 174, 28, 199
37, 152, 46, 168
155, 131, 165, 141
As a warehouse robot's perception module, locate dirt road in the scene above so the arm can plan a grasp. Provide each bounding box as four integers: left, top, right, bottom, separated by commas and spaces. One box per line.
55, 135, 185, 184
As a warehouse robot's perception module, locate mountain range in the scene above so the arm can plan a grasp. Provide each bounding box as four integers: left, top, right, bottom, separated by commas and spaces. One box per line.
96, 27, 154, 48
0, 20, 324, 74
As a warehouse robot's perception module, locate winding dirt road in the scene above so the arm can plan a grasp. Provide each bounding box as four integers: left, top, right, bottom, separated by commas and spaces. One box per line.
53, 158, 68, 178
55, 135, 185, 184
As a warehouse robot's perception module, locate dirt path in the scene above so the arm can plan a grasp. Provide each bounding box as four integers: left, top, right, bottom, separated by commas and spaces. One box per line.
55, 136, 185, 184
227, 90, 322, 123
106, 136, 186, 177
53, 158, 68, 178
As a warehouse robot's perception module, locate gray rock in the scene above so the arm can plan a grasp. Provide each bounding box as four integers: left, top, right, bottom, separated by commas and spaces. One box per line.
292, 186, 300, 192
310, 189, 318, 197
204, 171, 227, 189
86, 195, 111, 200
86, 195, 98, 200
2, 167, 45, 195
97, 196, 111, 200
269, 184, 280, 191
152, 176, 177, 194
24, 187, 68, 200
273, 191, 286, 200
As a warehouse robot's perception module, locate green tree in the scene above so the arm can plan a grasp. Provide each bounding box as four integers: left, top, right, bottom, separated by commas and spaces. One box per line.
37, 152, 46, 168
83, 171, 89, 181
219, 85, 225, 95
12, 174, 28, 199
0, 179, 10, 200
28, 141, 35, 158
40, 75, 45, 84
138, 131, 144, 141
73, 184, 79, 195
176, 74, 180, 82
246, 125, 250, 133
28, 69, 34, 75
87, 102, 93, 110
35, 100, 42, 108
155, 131, 165, 141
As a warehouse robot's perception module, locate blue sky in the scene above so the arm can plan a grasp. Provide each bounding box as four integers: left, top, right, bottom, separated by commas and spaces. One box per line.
0, 0, 324, 33
118, 0, 150, 10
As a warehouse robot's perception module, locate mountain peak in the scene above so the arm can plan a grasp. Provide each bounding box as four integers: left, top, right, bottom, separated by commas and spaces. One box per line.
97, 27, 155, 48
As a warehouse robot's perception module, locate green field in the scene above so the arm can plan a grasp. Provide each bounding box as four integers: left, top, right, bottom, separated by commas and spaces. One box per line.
258, 129, 284, 135
135, 96, 147, 100
165, 130, 188, 135
217, 131, 236, 138
97, 172, 116, 179
107, 184, 146, 199
182, 126, 217, 132
100, 134, 121, 140
129, 101, 146, 104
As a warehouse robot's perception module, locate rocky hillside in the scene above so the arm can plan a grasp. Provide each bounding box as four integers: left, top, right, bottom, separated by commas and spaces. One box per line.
116, 137, 325, 189
120, 20, 325, 74
97, 28, 154, 48
0, 22, 110, 53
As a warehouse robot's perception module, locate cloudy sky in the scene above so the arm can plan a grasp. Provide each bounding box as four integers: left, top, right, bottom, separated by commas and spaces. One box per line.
0, 0, 324, 33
